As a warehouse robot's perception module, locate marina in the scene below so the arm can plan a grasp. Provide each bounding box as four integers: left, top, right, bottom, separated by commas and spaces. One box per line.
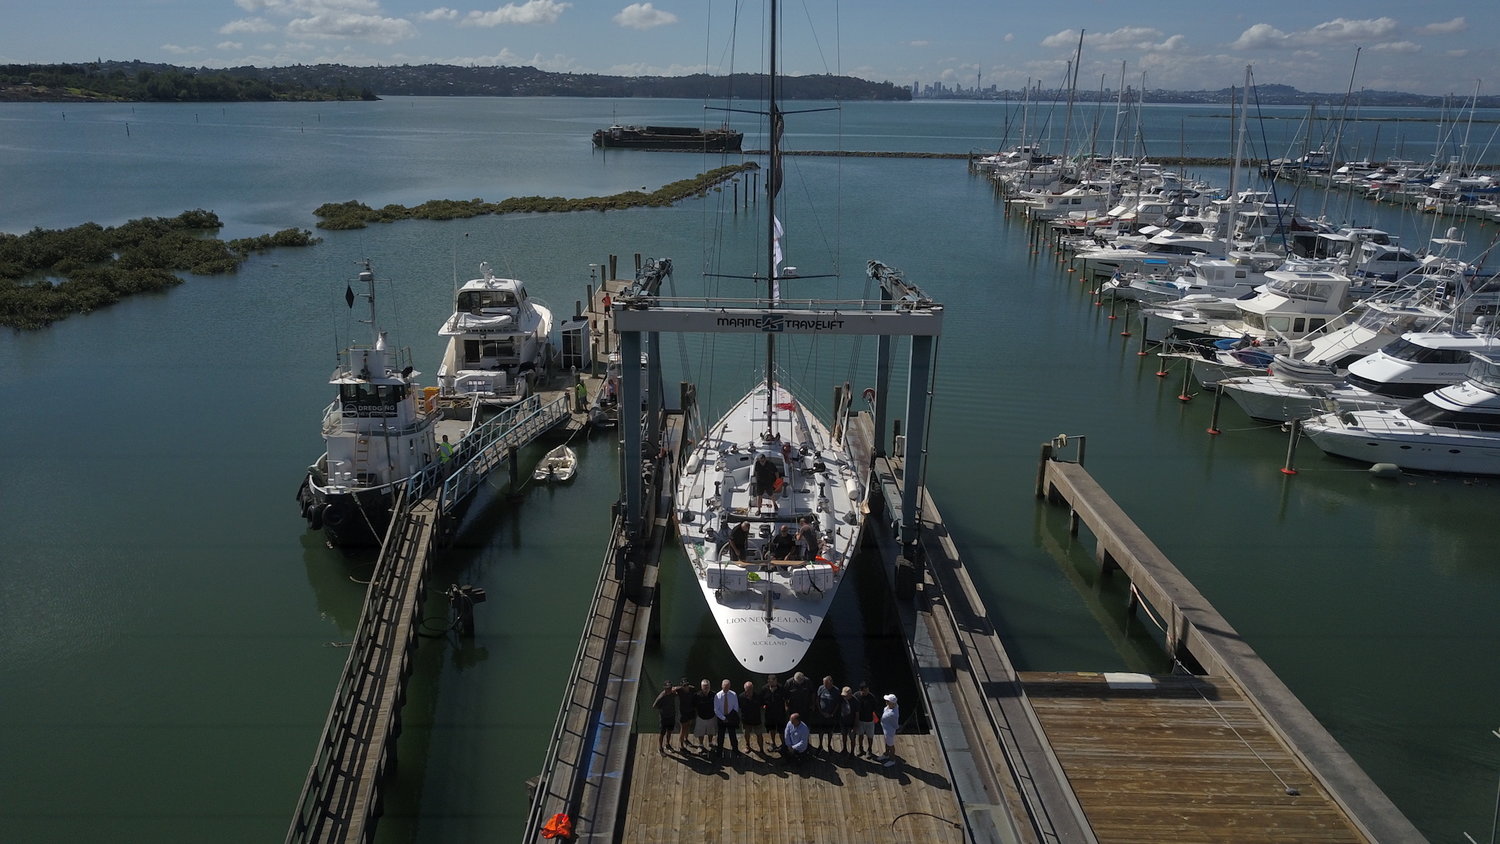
2, 94, 1499, 844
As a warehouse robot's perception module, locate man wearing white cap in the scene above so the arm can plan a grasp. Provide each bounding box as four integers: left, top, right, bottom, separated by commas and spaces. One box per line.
878, 693, 900, 767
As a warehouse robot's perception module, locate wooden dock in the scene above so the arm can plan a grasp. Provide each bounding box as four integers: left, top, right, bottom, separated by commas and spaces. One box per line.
522, 418, 1425, 843
621, 735, 966, 843
286, 494, 437, 843
1028, 449, 1423, 843
1021, 672, 1362, 842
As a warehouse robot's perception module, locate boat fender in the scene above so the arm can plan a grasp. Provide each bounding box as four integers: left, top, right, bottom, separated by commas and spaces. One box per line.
322, 504, 346, 527
1368, 463, 1401, 480
310, 508, 323, 531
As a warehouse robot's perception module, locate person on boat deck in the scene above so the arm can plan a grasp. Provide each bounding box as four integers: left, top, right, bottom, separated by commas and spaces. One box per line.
726, 521, 750, 562
780, 441, 796, 480
752, 454, 778, 507
797, 518, 821, 562
768, 525, 796, 560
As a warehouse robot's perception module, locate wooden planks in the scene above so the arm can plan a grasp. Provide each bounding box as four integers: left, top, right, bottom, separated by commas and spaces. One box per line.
622, 734, 967, 844
1021, 672, 1365, 843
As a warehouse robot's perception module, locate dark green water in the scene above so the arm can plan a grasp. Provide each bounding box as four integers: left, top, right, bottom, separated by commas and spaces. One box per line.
1, 97, 1497, 842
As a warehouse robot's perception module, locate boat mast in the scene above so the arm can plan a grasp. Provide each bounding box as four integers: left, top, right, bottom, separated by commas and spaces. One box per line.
764, 0, 780, 428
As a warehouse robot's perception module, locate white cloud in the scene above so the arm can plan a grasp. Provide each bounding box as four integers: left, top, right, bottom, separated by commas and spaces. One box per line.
162, 43, 205, 55
464, 0, 571, 27
1369, 41, 1421, 54
223, 1, 417, 44
1420, 17, 1466, 35
220, 17, 278, 35
418, 7, 459, 21
1003, 33, 1014, 43
1042, 26, 1185, 54
908, 40, 930, 48
217, 41, 244, 50
613, 3, 676, 30
1040, 29, 1079, 49
286, 13, 416, 43
1232, 17, 1397, 50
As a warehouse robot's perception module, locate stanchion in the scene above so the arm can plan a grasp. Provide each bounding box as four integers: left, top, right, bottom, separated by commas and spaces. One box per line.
1280, 418, 1301, 475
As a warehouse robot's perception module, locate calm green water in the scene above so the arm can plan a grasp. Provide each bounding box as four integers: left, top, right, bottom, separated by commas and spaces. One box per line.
1, 97, 1498, 843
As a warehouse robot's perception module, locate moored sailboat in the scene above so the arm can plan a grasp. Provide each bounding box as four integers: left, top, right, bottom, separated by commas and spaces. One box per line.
672, 0, 868, 674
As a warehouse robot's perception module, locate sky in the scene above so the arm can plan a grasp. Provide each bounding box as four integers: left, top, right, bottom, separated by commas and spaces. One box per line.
4, 0, 1496, 96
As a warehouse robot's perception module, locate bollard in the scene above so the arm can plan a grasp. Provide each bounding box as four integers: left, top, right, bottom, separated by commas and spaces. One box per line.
1280, 418, 1301, 475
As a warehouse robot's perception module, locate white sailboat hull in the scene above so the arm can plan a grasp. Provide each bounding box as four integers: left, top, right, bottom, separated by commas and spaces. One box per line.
676, 382, 865, 674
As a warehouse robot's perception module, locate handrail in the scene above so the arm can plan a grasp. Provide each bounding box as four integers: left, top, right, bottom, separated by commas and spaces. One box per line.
287, 489, 422, 843
520, 512, 625, 842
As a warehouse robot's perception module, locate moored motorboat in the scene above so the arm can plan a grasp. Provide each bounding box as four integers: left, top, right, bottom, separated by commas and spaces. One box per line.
437, 262, 555, 407
1300, 350, 1500, 475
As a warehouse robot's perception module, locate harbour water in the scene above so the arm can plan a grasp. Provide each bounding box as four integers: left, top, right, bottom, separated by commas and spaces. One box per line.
2, 96, 1498, 842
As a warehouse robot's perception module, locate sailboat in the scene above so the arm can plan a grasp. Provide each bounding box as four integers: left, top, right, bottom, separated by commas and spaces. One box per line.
672, 0, 868, 674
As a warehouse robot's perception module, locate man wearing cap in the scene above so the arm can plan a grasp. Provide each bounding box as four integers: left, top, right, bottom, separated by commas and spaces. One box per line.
878, 693, 900, 767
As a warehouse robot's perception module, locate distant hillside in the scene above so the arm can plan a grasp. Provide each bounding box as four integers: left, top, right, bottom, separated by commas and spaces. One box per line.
0, 62, 374, 102
0, 61, 910, 102
935, 81, 1500, 109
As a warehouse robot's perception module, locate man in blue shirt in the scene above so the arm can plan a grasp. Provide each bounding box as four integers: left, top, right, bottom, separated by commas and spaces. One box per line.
782, 712, 809, 765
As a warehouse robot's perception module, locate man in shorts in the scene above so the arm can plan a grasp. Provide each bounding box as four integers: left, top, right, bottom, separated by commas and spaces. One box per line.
854, 682, 879, 756
652, 681, 677, 753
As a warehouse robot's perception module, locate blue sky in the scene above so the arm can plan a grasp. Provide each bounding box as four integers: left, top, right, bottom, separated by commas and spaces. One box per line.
5, 0, 1495, 95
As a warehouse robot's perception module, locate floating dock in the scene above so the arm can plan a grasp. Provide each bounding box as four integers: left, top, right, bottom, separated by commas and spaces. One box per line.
285, 258, 642, 842
522, 422, 1423, 843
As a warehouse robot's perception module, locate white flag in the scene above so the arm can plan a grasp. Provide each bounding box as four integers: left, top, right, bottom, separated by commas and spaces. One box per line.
771, 215, 784, 300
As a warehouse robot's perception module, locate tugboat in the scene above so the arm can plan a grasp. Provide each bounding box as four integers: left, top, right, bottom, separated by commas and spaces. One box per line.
297, 262, 462, 548
592, 123, 743, 152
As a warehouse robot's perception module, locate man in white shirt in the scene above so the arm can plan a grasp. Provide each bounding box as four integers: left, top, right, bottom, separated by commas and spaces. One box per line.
713, 678, 741, 757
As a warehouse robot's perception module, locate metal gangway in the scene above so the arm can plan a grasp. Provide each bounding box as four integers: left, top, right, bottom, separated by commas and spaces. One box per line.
287, 392, 571, 844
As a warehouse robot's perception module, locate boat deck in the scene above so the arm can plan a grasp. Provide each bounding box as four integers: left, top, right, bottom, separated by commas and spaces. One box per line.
620, 735, 965, 843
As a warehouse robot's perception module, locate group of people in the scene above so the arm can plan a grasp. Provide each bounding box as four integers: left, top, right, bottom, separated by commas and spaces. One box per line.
724, 518, 823, 563
652, 672, 901, 768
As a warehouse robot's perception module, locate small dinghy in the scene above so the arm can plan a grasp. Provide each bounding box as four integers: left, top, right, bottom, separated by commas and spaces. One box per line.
532, 445, 577, 482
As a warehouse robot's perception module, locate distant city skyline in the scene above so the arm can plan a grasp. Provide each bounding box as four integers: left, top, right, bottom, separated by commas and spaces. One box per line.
5, 1, 1495, 97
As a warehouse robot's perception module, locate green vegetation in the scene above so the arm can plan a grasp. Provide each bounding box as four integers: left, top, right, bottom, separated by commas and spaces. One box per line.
0, 211, 320, 330
0, 63, 376, 102
314, 163, 759, 230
